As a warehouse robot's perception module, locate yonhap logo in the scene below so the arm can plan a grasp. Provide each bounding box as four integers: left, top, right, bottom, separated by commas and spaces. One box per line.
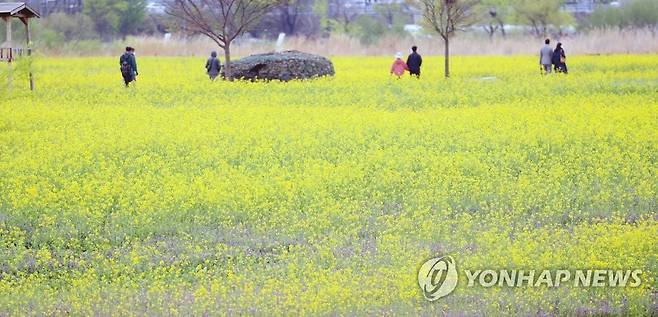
418, 255, 458, 301
417, 255, 643, 302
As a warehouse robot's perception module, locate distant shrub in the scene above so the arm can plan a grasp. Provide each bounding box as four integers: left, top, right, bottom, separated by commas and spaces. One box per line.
30, 13, 98, 49
583, 0, 658, 31
352, 16, 387, 46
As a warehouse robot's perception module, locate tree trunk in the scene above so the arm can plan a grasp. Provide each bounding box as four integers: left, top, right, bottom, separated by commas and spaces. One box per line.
22, 18, 34, 91
443, 36, 449, 78
498, 18, 506, 37
486, 24, 496, 39
530, 21, 540, 37
281, 7, 294, 34
223, 44, 232, 80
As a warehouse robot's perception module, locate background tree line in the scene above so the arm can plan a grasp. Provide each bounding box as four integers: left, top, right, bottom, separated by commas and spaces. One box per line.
0, 0, 656, 48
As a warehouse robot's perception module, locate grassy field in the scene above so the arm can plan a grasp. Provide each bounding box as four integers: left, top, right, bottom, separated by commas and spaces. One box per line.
0, 55, 657, 315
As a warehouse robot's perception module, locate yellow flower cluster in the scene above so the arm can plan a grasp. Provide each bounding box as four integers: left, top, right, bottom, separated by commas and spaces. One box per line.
0, 55, 656, 315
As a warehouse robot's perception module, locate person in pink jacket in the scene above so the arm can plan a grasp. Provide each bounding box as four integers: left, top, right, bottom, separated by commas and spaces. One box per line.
390, 52, 408, 78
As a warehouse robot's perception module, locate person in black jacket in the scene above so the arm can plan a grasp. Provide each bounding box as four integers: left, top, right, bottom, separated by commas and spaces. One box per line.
205, 51, 222, 81
552, 42, 568, 74
406, 46, 422, 78
119, 47, 138, 87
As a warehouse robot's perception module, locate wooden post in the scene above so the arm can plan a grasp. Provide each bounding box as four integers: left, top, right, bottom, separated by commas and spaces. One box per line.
3, 16, 12, 92
3, 16, 10, 45
20, 17, 33, 91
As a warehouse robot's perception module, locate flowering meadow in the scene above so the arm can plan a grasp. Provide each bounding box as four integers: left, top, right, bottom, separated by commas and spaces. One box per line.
0, 55, 657, 315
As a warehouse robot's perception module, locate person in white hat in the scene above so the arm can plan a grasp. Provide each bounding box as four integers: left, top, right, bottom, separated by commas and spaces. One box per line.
390, 51, 409, 79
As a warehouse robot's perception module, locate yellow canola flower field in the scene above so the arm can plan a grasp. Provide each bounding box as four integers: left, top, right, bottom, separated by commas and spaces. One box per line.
0, 55, 657, 315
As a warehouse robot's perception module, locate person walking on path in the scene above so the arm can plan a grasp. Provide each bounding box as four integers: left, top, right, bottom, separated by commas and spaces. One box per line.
552, 42, 568, 74
406, 46, 422, 78
390, 52, 408, 79
205, 51, 222, 81
539, 39, 553, 75
119, 46, 138, 87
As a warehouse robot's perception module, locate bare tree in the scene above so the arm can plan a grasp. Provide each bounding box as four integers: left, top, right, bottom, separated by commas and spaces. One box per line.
166, 0, 279, 79
480, 0, 508, 38
512, 0, 569, 38
482, 7, 505, 38
420, 0, 480, 78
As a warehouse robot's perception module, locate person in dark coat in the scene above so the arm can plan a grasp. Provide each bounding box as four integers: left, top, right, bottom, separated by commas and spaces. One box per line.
205, 51, 222, 81
552, 42, 568, 74
406, 46, 422, 78
119, 46, 138, 87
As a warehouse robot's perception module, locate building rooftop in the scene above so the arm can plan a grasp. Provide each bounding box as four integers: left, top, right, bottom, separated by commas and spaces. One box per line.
0, 2, 41, 18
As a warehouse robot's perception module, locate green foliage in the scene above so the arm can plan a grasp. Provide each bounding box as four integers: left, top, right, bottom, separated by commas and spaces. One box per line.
0, 55, 36, 93
584, 0, 658, 30
352, 15, 386, 45
312, 0, 331, 35
585, 6, 626, 29
347, 4, 410, 46
84, 0, 121, 41
118, 0, 148, 39
3, 6, 146, 49
512, 0, 574, 36
83, 0, 147, 41
0, 19, 27, 43
31, 13, 97, 48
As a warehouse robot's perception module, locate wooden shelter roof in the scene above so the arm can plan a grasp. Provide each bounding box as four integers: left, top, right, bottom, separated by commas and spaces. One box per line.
0, 2, 40, 18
